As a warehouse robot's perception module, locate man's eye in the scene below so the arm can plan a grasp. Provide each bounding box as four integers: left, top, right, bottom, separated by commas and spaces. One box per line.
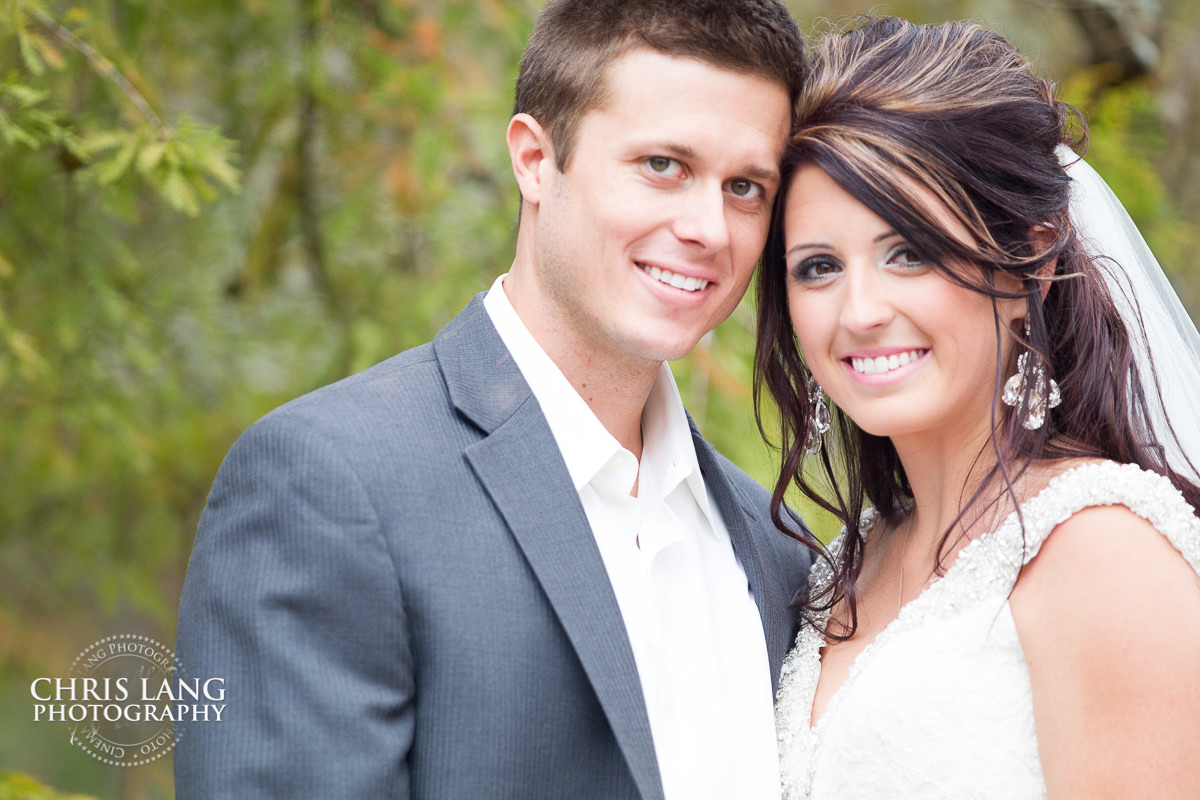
646, 156, 683, 176
727, 178, 763, 199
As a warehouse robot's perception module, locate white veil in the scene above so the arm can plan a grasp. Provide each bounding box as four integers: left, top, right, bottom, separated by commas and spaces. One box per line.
1061, 147, 1200, 484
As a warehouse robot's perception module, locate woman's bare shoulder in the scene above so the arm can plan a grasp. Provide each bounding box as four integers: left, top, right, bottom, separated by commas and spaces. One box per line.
1010, 494, 1200, 796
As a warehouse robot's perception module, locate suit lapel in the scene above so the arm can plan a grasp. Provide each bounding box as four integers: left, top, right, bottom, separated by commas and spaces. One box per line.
692, 432, 791, 692
435, 297, 665, 800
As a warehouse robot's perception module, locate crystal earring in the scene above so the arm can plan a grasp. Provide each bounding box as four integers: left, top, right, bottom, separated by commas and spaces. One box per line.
804, 378, 832, 454
1001, 319, 1061, 430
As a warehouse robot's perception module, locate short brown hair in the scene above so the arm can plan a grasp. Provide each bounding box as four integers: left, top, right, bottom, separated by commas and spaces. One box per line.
514, 0, 804, 170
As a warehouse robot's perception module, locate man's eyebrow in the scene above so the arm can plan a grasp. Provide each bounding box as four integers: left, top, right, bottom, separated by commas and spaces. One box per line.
742, 164, 780, 183
650, 142, 700, 162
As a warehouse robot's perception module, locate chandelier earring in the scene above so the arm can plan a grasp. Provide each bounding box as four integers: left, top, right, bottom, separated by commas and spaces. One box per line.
1001, 317, 1061, 430
804, 377, 832, 455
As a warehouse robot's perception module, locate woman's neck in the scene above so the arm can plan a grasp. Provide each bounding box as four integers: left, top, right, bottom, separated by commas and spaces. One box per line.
887, 423, 1012, 570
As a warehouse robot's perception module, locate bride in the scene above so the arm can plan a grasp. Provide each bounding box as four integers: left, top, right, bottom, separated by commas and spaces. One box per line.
756, 16, 1200, 799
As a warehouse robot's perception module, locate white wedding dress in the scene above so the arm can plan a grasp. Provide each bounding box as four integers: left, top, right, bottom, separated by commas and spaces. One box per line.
775, 461, 1200, 799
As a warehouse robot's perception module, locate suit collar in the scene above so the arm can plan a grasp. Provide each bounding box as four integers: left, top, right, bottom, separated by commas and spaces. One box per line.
433, 294, 532, 435
437, 296, 666, 800
436, 296, 789, 791
690, 424, 793, 692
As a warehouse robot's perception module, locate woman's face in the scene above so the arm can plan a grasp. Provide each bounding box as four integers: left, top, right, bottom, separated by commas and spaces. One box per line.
783, 164, 1023, 446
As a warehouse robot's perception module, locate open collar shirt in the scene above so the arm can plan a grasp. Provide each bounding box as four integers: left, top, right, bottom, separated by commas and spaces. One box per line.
484, 275, 782, 800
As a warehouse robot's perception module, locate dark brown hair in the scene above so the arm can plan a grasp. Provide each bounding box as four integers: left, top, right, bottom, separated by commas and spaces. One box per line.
753, 16, 1200, 637
514, 0, 804, 170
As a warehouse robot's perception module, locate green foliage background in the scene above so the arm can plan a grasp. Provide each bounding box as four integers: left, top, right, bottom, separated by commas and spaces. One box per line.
1, 1, 1197, 797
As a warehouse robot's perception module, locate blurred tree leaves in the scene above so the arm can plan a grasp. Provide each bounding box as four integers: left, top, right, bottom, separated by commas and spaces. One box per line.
77, 119, 239, 216
1, 1, 240, 653
3, 4, 240, 214
0, 771, 97, 800
0, 78, 75, 153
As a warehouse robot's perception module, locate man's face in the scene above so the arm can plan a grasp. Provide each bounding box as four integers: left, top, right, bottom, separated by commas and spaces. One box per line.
515, 48, 791, 372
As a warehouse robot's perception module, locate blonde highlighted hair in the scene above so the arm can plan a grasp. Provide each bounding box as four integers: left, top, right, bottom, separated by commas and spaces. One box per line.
754, 17, 1199, 636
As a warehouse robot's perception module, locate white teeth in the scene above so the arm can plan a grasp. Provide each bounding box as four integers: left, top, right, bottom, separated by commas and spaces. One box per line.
640, 263, 709, 292
851, 349, 926, 375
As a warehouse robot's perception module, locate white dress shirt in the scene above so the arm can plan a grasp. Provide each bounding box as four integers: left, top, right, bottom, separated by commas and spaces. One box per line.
484, 274, 782, 800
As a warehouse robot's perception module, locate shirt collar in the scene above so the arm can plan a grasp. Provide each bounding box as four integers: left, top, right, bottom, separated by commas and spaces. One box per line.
484, 274, 624, 493
640, 362, 714, 522
483, 274, 716, 527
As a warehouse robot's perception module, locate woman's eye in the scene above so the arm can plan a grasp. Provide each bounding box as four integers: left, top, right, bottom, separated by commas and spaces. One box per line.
791, 256, 842, 283
888, 245, 925, 268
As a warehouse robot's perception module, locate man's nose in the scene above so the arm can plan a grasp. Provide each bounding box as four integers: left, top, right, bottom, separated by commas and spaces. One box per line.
671, 183, 731, 252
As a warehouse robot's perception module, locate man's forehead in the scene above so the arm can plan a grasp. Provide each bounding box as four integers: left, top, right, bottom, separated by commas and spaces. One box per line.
599, 45, 790, 96
596, 54, 787, 141
594, 49, 789, 124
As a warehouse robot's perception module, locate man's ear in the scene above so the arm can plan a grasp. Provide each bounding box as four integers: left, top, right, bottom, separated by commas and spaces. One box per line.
507, 113, 555, 207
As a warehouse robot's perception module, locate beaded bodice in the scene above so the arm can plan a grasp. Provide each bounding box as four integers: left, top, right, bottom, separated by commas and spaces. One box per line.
776, 461, 1200, 799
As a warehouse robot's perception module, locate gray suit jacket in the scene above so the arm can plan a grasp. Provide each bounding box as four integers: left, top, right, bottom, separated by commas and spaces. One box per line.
175, 295, 811, 799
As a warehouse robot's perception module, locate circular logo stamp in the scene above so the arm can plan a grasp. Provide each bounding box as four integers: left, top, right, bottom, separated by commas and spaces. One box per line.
65, 634, 181, 767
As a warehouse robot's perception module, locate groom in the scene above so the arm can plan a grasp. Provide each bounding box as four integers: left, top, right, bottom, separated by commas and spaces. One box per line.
174, 1, 809, 798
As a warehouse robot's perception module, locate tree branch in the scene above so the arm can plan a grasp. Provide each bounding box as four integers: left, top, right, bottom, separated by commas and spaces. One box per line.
297, 0, 340, 319
26, 8, 169, 138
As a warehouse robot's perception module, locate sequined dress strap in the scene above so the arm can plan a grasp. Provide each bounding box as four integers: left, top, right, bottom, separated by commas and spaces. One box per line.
776, 461, 1200, 800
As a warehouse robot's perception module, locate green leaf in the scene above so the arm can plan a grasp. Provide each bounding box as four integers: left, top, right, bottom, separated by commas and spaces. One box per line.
1, 121, 39, 148
2, 327, 48, 379
0, 81, 48, 109
0, 771, 100, 799
75, 129, 126, 157
14, 16, 45, 77
136, 138, 166, 172
171, 118, 241, 191
93, 131, 139, 184
159, 165, 199, 215
196, 144, 240, 189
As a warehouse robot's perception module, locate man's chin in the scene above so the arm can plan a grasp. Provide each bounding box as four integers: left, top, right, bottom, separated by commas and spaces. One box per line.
628, 333, 709, 365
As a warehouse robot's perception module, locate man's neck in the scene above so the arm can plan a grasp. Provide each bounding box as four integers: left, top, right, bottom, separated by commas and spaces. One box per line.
553, 347, 658, 461
501, 279, 659, 459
